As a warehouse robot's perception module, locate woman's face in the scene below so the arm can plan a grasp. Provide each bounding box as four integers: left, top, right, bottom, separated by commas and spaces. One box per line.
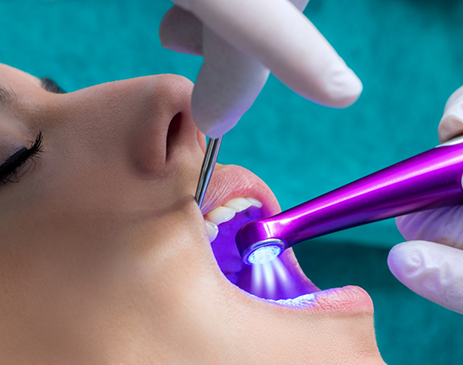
0, 63, 384, 364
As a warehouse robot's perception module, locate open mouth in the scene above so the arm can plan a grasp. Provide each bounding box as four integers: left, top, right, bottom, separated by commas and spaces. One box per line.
201, 165, 325, 308
199, 165, 374, 314
204, 196, 323, 307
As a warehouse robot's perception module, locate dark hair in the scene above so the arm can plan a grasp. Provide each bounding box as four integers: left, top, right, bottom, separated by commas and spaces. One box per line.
40, 77, 66, 94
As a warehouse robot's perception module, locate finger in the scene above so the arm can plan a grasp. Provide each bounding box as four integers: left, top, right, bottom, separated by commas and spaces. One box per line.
159, 5, 203, 56
438, 85, 463, 142
191, 27, 270, 138
396, 205, 463, 250
189, 0, 309, 137
388, 240, 463, 314
175, 0, 362, 108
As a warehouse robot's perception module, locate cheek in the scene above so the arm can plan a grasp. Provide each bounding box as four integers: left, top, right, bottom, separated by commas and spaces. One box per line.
29, 142, 199, 232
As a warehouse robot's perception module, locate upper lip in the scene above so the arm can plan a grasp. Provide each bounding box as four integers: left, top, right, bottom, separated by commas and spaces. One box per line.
200, 164, 281, 216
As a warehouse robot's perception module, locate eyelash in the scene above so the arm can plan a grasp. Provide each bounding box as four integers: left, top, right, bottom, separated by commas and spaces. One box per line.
0, 132, 44, 185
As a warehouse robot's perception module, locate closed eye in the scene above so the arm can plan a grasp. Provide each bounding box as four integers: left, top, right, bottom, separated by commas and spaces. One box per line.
0, 132, 43, 185
0, 76, 62, 186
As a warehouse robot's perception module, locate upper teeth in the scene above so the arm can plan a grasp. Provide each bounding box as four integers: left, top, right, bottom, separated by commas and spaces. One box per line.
207, 206, 236, 226
205, 221, 219, 242
204, 197, 263, 242
224, 197, 252, 212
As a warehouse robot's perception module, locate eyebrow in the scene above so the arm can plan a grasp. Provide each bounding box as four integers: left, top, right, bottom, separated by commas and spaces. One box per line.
0, 85, 16, 106
0, 77, 66, 107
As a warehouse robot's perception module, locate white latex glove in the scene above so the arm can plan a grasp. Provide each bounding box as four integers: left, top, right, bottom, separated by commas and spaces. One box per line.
159, 0, 362, 138
388, 86, 463, 314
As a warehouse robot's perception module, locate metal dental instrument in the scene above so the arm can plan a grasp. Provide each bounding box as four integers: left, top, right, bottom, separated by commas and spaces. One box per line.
195, 137, 223, 208
236, 135, 463, 265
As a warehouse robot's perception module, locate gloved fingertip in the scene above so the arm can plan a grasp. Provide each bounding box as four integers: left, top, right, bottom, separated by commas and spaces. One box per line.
199, 123, 229, 139
192, 106, 236, 138
387, 241, 424, 283
438, 86, 463, 142
438, 111, 463, 143
443, 85, 463, 113
336, 69, 363, 108
316, 65, 363, 108
388, 241, 463, 314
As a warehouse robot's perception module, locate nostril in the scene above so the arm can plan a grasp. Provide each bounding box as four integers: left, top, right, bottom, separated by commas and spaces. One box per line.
130, 111, 187, 176
165, 107, 205, 162
166, 112, 183, 161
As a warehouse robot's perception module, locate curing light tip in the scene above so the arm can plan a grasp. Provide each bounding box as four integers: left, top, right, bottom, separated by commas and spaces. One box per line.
248, 245, 282, 265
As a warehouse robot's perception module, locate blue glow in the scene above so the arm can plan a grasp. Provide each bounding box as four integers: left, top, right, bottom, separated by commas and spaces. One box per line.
250, 257, 292, 299
251, 262, 276, 297
248, 245, 281, 265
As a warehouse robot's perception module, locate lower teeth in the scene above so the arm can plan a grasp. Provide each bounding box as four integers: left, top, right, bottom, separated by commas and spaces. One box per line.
245, 292, 317, 308
266, 293, 316, 308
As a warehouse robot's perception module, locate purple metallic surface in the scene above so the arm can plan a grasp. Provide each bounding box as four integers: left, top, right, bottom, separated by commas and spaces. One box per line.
236, 141, 463, 259
212, 206, 318, 300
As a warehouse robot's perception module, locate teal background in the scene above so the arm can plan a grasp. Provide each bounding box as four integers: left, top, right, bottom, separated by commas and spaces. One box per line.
1, 0, 462, 363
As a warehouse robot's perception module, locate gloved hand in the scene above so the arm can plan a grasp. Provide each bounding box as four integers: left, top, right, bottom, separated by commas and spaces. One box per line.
159, 0, 362, 138
388, 86, 463, 314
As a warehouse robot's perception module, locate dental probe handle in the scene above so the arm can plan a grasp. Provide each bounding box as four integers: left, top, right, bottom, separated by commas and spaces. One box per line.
195, 137, 223, 208
237, 136, 463, 265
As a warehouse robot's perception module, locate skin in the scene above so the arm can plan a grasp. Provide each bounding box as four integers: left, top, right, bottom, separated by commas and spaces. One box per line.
0, 64, 384, 364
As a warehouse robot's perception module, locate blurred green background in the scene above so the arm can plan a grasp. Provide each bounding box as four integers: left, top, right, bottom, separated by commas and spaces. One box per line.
1, 0, 462, 363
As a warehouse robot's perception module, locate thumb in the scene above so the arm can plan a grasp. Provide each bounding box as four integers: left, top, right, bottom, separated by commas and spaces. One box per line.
388, 240, 463, 314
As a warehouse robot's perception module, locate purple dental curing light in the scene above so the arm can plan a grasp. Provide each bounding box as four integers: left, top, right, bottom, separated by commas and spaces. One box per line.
236, 135, 463, 265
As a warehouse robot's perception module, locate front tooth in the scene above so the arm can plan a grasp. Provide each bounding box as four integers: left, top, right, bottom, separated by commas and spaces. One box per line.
206, 206, 236, 225
246, 197, 263, 208
205, 221, 219, 242
224, 197, 252, 212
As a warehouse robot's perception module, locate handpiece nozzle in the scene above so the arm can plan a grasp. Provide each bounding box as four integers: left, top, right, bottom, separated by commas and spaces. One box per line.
239, 239, 285, 265
237, 136, 463, 265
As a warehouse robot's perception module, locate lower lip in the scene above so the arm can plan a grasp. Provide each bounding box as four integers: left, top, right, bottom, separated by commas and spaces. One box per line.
245, 285, 374, 313
266, 286, 373, 313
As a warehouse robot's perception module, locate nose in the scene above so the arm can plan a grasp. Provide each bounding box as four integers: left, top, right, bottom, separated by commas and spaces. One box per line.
127, 74, 201, 173
60, 74, 205, 176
